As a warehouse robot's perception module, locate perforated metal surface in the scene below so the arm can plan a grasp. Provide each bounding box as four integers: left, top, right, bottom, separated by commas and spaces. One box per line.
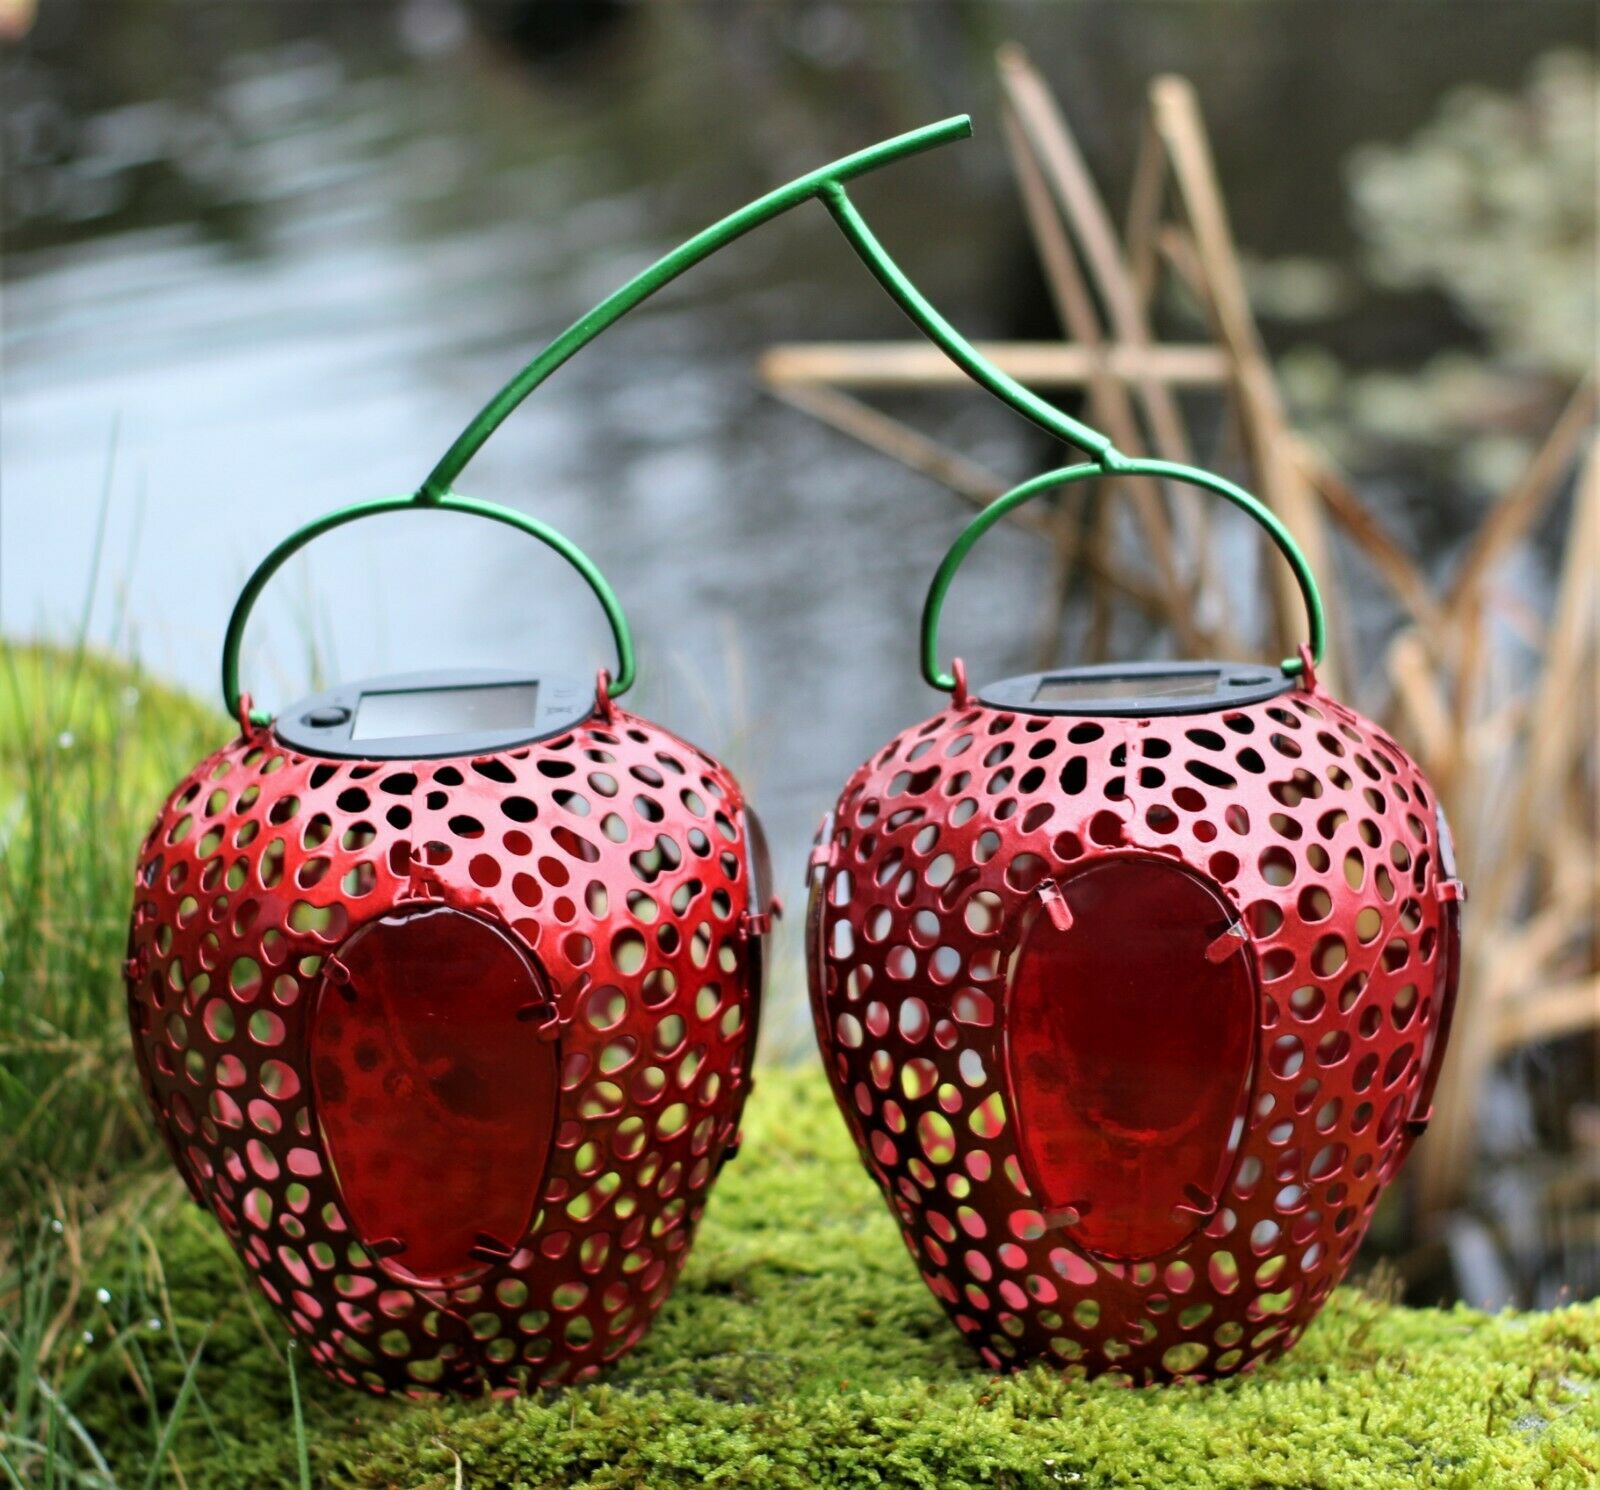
806, 679, 1461, 1383
126, 708, 768, 1396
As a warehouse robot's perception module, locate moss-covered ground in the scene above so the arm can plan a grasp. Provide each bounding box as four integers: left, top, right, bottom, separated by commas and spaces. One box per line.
4, 644, 1599, 1488
21, 1066, 1600, 1490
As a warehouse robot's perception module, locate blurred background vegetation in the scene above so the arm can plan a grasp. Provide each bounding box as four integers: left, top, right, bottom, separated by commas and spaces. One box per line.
1, 2, 1595, 1483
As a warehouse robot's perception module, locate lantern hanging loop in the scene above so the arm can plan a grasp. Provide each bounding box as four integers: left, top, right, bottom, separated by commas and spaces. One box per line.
220, 492, 637, 726
919, 461, 1327, 692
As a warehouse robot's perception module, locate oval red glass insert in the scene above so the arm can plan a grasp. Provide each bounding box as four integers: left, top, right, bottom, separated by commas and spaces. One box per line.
1005, 857, 1256, 1261
310, 906, 557, 1288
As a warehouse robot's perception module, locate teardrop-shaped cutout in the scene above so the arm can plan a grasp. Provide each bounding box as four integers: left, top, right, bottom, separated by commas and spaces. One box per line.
1005, 856, 1256, 1261
311, 906, 558, 1288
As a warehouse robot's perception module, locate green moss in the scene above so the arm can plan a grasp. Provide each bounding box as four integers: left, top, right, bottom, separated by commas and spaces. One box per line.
57, 1067, 1600, 1490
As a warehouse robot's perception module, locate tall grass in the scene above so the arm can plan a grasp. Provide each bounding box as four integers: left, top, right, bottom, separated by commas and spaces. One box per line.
0, 1180, 232, 1489
0, 645, 222, 1195
1, 643, 228, 1486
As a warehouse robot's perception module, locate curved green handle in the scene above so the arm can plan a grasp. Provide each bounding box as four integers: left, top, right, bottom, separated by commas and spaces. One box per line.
221, 493, 635, 726
920, 458, 1326, 692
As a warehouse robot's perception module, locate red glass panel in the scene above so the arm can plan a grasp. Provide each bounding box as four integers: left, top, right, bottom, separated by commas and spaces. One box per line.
1006, 857, 1256, 1261
310, 906, 557, 1288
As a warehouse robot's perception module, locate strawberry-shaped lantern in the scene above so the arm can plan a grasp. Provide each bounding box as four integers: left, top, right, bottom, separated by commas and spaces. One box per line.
125, 497, 782, 1395
799, 222, 1463, 1380
124, 116, 981, 1395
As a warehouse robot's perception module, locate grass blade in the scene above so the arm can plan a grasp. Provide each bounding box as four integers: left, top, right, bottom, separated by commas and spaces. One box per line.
286, 1342, 312, 1490
137, 1331, 206, 1490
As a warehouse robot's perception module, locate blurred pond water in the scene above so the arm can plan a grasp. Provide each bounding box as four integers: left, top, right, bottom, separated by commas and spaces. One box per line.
3, 1, 1587, 1051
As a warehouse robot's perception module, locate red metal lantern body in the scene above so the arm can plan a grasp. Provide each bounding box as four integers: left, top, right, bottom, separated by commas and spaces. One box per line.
128, 700, 768, 1394
807, 669, 1462, 1382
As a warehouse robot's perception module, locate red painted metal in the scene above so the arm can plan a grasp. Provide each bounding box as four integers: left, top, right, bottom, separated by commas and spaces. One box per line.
127, 698, 768, 1395
806, 677, 1462, 1382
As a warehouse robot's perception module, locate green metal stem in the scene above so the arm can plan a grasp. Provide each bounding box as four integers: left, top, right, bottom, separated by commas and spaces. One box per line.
420, 115, 976, 500
820, 183, 1119, 465
222, 493, 636, 726
921, 460, 1326, 691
